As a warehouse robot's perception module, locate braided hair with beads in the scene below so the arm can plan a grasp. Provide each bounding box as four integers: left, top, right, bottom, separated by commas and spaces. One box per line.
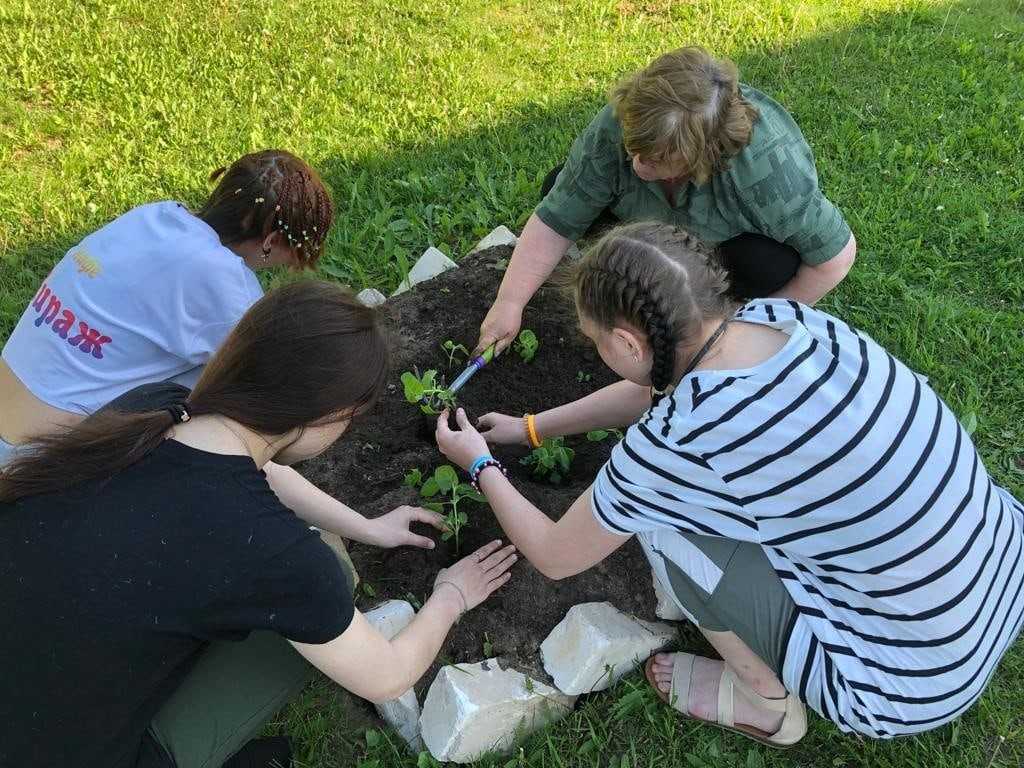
569, 222, 736, 402
198, 149, 334, 268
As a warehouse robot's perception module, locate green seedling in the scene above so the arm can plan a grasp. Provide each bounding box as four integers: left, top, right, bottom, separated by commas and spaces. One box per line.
576, 370, 592, 383
521, 437, 575, 484
514, 329, 539, 363
403, 467, 423, 487
586, 428, 624, 442
441, 339, 469, 369
483, 632, 494, 658
401, 368, 457, 415
419, 464, 485, 552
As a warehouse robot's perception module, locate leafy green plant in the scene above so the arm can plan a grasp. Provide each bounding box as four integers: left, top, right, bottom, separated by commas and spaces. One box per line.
576, 370, 592, 383
441, 339, 469, 368
586, 428, 624, 442
419, 464, 485, 552
521, 437, 575, 484
514, 329, 539, 363
401, 369, 456, 415
403, 467, 423, 487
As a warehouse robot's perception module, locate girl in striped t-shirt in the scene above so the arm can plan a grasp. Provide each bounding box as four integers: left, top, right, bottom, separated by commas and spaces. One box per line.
435, 221, 1024, 745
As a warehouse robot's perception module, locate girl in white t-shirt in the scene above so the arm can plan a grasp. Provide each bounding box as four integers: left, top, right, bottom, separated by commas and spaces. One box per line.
0, 149, 334, 460
435, 222, 1024, 745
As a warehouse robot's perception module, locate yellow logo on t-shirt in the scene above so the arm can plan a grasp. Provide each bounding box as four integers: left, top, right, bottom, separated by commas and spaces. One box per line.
72, 250, 101, 278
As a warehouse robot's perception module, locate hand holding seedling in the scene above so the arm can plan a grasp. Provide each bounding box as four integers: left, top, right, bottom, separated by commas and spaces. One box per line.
433, 539, 517, 613
435, 408, 491, 471
365, 505, 448, 550
476, 411, 531, 446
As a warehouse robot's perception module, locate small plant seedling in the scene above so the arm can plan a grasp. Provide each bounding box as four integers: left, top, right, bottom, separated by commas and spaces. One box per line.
576, 370, 592, 383
514, 329, 539, 363
521, 437, 575, 484
586, 428, 624, 442
401, 368, 456, 415
441, 339, 469, 369
403, 467, 423, 488
360, 581, 377, 598
419, 464, 485, 552
483, 632, 494, 658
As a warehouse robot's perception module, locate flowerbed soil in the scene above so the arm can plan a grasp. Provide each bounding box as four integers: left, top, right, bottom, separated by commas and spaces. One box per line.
300, 245, 660, 690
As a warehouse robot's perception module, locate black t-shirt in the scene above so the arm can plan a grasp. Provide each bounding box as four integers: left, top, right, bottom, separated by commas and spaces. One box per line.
0, 384, 353, 768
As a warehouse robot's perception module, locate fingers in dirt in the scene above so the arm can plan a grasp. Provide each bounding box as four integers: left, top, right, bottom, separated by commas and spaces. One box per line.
479, 544, 517, 572
472, 539, 504, 560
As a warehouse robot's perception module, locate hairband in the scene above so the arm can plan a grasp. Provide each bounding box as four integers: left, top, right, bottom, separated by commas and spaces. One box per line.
166, 404, 191, 424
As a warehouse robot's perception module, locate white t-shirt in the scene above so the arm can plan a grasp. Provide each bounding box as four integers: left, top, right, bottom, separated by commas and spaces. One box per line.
2, 201, 264, 415
592, 300, 1024, 738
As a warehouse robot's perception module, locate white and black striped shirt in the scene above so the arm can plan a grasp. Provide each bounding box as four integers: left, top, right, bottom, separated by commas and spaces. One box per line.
592, 300, 1024, 737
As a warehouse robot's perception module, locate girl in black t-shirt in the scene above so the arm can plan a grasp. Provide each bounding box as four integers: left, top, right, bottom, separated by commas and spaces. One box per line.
0, 281, 516, 768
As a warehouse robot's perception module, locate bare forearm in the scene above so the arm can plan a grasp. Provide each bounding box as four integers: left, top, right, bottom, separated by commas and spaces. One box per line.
494, 214, 571, 308
385, 591, 463, 697
477, 469, 562, 576
769, 234, 856, 305
265, 462, 376, 542
534, 380, 651, 440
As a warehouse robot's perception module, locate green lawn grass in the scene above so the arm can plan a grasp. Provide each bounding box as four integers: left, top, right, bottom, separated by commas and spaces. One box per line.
2, 0, 1023, 765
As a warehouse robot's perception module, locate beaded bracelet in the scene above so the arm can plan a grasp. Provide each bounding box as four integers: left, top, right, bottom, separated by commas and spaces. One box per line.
468, 455, 493, 478
470, 458, 507, 490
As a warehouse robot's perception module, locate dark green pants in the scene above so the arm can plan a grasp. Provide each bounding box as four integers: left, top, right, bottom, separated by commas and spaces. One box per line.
136, 530, 356, 768
650, 532, 797, 676
136, 632, 312, 768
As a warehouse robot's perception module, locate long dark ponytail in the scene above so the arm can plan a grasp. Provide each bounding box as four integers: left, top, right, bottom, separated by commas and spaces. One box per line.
0, 281, 387, 503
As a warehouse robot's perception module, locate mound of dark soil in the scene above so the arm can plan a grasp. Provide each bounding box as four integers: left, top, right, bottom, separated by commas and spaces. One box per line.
300, 245, 656, 687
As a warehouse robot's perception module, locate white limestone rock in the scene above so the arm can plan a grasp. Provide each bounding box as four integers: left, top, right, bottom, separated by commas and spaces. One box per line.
420, 659, 576, 763
540, 602, 676, 695
378, 691, 423, 752
356, 288, 387, 308
391, 246, 457, 296
653, 572, 686, 621
363, 600, 422, 751
474, 225, 518, 252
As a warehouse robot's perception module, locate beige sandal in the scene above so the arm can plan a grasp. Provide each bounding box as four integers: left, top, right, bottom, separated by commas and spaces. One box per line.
644, 653, 807, 748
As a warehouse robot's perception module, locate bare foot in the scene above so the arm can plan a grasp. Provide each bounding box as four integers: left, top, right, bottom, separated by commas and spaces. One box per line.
651, 653, 785, 735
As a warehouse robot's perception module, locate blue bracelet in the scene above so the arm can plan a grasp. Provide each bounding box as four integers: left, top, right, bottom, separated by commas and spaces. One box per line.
468, 455, 493, 478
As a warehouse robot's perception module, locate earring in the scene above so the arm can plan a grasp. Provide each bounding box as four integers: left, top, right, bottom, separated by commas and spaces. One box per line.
261, 244, 271, 262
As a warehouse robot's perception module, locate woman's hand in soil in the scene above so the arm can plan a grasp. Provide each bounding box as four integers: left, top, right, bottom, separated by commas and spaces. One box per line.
475, 298, 523, 356
476, 412, 529, 446
367, 505, 448, 549
434, 539, 517, 612
435, 408, 491, 471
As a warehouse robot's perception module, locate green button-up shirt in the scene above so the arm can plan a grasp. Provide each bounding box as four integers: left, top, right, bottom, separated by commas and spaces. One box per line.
536, 86, 851, 266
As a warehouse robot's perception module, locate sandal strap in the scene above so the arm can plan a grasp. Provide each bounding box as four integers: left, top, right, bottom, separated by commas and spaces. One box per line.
725, 668, 790, 714
668, 653, 697, 715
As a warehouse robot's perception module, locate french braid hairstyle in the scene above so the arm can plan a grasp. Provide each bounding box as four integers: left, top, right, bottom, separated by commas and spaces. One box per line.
569, 221, 736, 401
198, 149, 334, 268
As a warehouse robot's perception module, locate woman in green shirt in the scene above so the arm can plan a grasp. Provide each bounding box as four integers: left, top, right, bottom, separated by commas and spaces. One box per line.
477, 46, 856, 355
